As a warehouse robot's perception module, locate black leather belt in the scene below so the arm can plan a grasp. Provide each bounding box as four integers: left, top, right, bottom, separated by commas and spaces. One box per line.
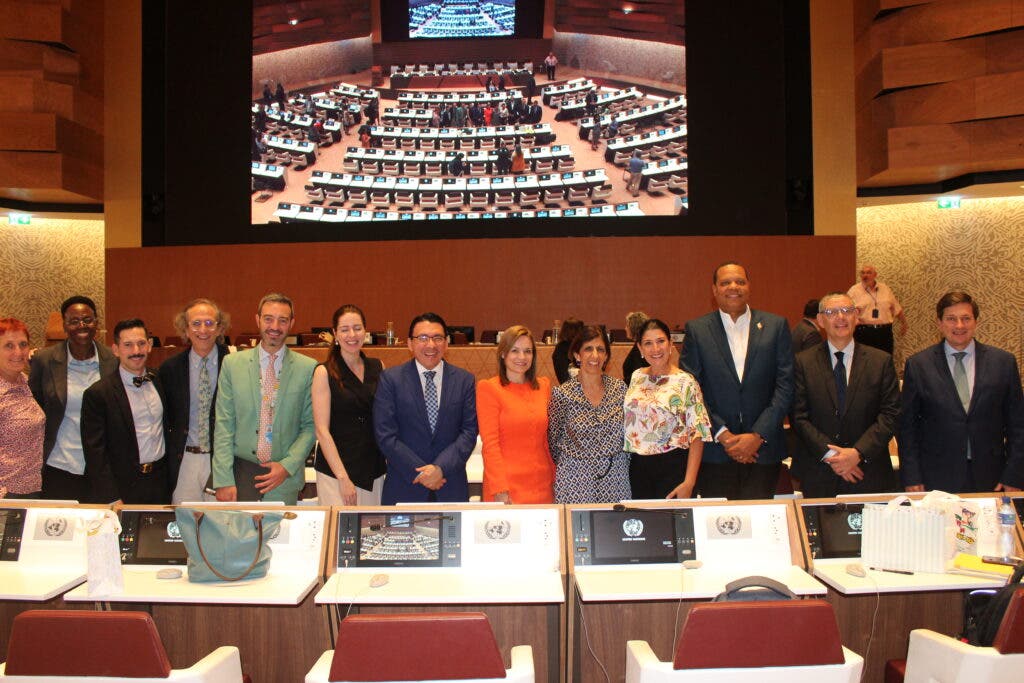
184, 446, 210, 454
859, 323, 892, 329
138, 458, 167, 474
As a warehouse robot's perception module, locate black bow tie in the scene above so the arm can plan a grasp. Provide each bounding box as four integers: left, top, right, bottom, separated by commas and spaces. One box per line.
132, 374, 153, 387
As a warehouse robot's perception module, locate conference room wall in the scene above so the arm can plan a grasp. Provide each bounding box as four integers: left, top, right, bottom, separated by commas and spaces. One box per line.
104, 234, 855, 343
372, 38, 553, 72
550, 32, 685, 85
252, 37, 374, 98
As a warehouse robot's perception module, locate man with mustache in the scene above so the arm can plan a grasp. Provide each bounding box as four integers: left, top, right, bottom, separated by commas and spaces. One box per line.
81, 319, 170, 503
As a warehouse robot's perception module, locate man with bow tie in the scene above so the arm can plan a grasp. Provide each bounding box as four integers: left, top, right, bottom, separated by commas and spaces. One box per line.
81, 318, 170, 503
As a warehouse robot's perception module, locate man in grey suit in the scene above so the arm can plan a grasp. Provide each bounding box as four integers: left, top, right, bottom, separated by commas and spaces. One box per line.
792, 293, 900, 497
680, 263, 794, 499
29, 295, 118, 501
899, 291, 1024, 493
790, 298, 823, 352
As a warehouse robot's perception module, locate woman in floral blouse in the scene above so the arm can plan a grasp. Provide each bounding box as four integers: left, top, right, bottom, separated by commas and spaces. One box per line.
624, 318, 712, 499
0, 318, 44, 498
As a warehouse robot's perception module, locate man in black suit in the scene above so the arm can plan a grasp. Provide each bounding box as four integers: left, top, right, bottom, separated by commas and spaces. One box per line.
790, 298, 823, 352
792, 293, 900, 497
158, 299, 230, 504
81, 319, 170, 504
680, 262, 794, 499
899, 291, 1024, 493
29, 295, 119, 501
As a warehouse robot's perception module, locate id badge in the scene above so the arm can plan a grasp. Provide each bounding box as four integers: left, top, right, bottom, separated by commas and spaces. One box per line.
871, 308, 879, 318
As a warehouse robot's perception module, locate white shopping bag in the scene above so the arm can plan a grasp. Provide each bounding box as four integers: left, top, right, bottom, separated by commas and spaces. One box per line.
861, 493, 955, 573
84, 510, 124, 597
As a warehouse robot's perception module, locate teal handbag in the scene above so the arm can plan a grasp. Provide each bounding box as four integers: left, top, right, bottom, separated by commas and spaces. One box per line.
174, 508, 285, 583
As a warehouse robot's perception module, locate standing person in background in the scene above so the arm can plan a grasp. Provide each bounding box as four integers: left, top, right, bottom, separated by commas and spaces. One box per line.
625, 319, 712, 499
477, 326, 554, 503
847, 264, 907, 355
0, 318, 44, 498
311, 305, 386, 506
627, 150, 645, 197
791, 298, 823, 352
621, 310, 650, 383
159, 298, 230, 504
544, 52, 558, 80
552, 317, 584, 384
549, 326, 630, 503
29, 295, 118, 501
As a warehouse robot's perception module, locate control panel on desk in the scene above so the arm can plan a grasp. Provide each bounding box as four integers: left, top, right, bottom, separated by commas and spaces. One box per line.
0, 508, 26, 562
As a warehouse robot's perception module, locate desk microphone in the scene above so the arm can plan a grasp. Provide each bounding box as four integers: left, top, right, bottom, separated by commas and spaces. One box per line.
612, 504, 688, 515
368, 514, 452, 531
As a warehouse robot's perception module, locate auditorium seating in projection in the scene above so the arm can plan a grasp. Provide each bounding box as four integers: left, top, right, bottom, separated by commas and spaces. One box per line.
409, 0, 516, 39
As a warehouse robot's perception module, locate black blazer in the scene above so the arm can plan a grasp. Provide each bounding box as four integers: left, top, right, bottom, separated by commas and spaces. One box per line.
157, 344, 229, 485
81, 370, 169, 503
899, 341, 1024, 492
792, 343, 900, 496
28, 342, 118, 459
790, 319, 823, 353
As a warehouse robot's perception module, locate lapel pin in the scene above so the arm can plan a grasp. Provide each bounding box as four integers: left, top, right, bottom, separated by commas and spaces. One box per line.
756, 321, 763, 330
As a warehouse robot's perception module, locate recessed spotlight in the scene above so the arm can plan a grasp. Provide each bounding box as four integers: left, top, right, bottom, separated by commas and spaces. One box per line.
288, 18, 299, 26
623, 7, 633, 14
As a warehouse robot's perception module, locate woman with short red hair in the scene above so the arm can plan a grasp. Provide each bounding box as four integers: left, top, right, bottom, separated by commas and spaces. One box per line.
0, 318, 44, 498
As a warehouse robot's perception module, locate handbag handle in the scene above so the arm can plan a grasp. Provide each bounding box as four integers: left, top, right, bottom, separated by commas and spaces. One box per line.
192, 510, 265, 582
721, 575, 797, 600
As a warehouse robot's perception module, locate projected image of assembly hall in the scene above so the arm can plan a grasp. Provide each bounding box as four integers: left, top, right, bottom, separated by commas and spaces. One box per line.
410, 0, 516, 39
358, 514, 442, 561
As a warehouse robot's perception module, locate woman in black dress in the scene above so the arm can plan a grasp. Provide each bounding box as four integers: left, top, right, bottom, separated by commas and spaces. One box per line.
311, 304, 386, 505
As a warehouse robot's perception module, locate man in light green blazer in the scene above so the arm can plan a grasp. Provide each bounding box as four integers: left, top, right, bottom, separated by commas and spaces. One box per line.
212, 293, 316, 504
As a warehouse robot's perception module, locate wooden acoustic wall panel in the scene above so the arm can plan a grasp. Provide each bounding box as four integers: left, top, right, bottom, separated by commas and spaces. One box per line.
554, 0, 684, 45
253, 0, 371, 55
855, 0, 1024, 187
0, 0, 103, 204
374, 38, 552, 70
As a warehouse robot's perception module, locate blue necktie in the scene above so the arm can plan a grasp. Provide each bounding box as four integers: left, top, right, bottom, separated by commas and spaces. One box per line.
423, 370, 438, 433
834, 351, 846, 414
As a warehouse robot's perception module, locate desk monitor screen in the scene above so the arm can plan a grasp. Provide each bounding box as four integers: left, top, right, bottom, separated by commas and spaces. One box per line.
0, 508, 27, 561
118, 510, 187, 565
573, 508, 697, 566
801, 503, 864, 559
336, 511, 461, 568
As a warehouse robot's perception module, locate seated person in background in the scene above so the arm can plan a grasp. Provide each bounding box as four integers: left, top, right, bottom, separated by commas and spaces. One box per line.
606, 116, 620, 139
374, 313, 478, 504
791, 293, 899, 497
552, 317, 585, 384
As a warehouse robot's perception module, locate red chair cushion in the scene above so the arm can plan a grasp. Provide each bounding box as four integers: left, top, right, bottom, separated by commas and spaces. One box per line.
5, 610, 172, 677
329, 612, 507, 681
994, 588, 1024, 654
673, 600, 845, 669
884, 658, 906, 683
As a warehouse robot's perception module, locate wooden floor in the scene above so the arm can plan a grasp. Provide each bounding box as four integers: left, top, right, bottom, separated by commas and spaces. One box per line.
251, 67, 686, 225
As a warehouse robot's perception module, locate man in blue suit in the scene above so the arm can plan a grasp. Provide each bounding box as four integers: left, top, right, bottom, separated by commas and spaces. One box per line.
680, 263, 794, 499
899, 291, 1024, 493
374, 313, 478, 504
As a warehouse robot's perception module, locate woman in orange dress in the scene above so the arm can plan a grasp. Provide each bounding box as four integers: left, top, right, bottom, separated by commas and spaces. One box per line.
476, 325, 555, 503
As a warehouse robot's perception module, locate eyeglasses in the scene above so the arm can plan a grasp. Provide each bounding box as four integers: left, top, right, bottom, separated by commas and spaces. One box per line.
412, 334, 447, 345
821, 306, 857, 318
189, 319, 218, 329
64, 316, 96, 328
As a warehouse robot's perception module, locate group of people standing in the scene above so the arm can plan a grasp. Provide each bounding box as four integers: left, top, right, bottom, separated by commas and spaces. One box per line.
1, 260, 1021, 504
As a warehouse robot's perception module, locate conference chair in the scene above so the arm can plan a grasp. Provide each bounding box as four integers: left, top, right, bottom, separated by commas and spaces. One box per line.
325, 189, 345, 206
420, 138, 438, 150
299, 333, 322, 346
418, 191, 440, 211
469, 192, 490, 210
346, 189, 368, 208
443, 192, 464, 211
646, 177, 670, 195
519, 135, 535, 147
885, 590, 1024, 683
394, 190, 416, 210
401, 138, 417, 150
342, 157, 360, 172
518, 190, 540, 209
469, 161, 488, 176
609, 328, 630, 343
591, 184, 613, 204
290, 153, 311, 171
163, 335, 185, 347
556, 157, 575, 172
305, 187, 326, 205
479, 330, 499, 344
648, 144, 667, 160
625, 600, 863, 683
360, 160, 380, 175
533, 159, 554, 174
567, 187, 590, 206
619, 123, 636, 136
0, 610, 244, 682
382, 161, 401, 176
424, 162, 444, 176
542, 188, 565, 208
439, 139, 456, 151
478, 137, 496, 150
666, 140, 686, 157
493, 191, 516, 210
667, 174, 687, 194
370, 191, 392, 210
613, 151, 632, 166
305, 612, 533, 683
380, 137, 398, 150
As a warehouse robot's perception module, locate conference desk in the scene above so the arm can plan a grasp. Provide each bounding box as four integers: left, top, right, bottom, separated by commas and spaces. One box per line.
146, 343, 642, 382
566, 500, 823, 682
541, 78, 594, 106
317, 504, 565, 683
62, 504, 331, 683
336, 144, 574, 175
327, 82, 380, 104
578, 94, 687, 139
390, 68, 532, 90
398, 89, 524, 107
263, 134, 317, 163
605, 124, 687, 162
250, 161, 286, 190
368, 123, 555, 148
555, 87, 643, 121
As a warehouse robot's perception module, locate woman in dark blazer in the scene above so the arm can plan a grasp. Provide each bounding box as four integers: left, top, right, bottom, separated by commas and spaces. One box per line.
311, 304, 386, 505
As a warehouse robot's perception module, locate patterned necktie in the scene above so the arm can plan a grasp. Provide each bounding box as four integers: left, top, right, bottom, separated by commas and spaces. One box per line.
834, 350, 847, 414
197, 356, 212, 451
257, 352, 278, 463
952, 351, 970, 411
423, 370, 438, 434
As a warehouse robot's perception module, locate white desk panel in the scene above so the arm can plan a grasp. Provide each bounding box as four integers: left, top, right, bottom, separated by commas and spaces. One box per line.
317, 569, 564, 605
574, 564, 824, 602
0, 567, 86, 601
812, 559, 1007, 595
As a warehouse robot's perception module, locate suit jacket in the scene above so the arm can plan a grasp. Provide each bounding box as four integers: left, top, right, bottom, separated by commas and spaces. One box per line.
898, 341, 1024, 492
373, 360, 479, 504
28, 342, 118, 459
680, 309, 794, 464
80, 370, 169, 503
157, 344, 229, 487
212, 347, 317, 503
792, 343, 900, 496
791, 318, 822, 353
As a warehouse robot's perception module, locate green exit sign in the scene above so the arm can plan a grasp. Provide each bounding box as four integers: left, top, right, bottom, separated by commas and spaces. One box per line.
7, 213, 32, 225
937, 197, 961, 209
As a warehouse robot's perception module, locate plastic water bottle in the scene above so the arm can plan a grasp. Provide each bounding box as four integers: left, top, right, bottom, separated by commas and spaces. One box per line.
998, 496, 1016, 559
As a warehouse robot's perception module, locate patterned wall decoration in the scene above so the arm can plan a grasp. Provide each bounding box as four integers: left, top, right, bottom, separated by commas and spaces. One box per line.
252, 37, 374, 96
856, 197, 1024, 375
552, 31, 685, 85
0, 218, 105, 346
